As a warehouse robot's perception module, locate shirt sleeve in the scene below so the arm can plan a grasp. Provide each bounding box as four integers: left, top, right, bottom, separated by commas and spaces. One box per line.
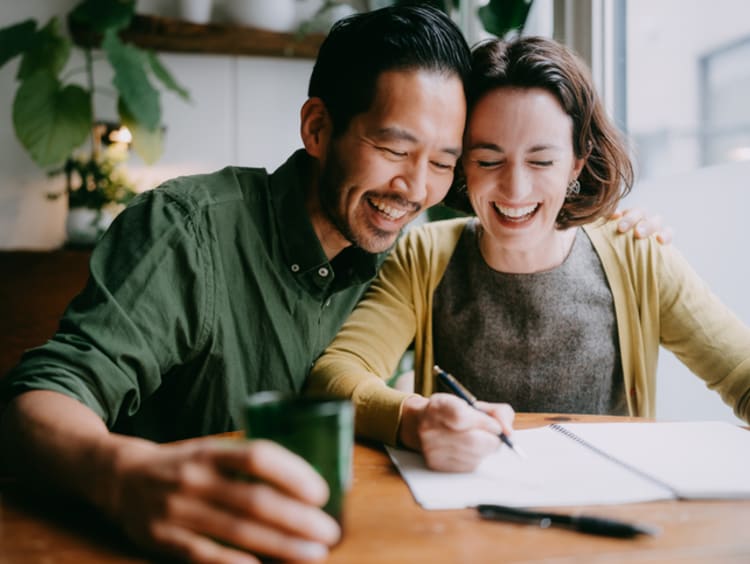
1, 187, 213, 427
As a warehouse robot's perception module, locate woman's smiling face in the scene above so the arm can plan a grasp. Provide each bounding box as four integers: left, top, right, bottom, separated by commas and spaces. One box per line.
463, 86, 584, 269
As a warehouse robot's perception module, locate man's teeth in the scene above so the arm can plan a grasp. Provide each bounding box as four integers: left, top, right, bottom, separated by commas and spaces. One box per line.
493, 203, 538, 218
369, 198, 408, 220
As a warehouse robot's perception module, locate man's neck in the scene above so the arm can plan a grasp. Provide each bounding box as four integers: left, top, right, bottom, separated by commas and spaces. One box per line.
305, 180, 352, 262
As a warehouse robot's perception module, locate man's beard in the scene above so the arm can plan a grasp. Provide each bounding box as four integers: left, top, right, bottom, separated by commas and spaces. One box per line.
318, 152, 397, 253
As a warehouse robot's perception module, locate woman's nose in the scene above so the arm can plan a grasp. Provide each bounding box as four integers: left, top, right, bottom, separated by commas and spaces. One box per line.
500, 166, 532, 200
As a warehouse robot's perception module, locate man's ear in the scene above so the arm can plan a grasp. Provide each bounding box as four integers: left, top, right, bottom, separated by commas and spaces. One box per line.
300, 97, 331, 158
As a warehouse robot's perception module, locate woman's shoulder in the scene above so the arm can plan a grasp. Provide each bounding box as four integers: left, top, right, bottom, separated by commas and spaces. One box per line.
400, 217, 471, 249
386, 217, 471, 276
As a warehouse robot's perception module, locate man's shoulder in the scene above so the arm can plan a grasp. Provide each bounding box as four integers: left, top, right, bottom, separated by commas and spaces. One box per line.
153, 166, 270, 210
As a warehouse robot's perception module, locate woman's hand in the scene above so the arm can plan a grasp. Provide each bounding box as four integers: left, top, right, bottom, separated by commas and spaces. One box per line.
398, 394, 515, 472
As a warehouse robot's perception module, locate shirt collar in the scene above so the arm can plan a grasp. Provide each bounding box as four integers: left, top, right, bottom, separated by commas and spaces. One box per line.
270, 150, 384, 297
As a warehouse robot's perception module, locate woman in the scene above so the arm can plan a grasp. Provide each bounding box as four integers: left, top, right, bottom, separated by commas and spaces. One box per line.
307, 36, 750, 472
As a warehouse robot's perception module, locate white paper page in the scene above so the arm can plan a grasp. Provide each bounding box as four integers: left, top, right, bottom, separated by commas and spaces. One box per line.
559, 421, 750, 499
386, 426, 672, 510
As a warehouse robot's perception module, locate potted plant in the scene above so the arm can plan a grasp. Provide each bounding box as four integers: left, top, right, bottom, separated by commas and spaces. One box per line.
0, 0, 189, 245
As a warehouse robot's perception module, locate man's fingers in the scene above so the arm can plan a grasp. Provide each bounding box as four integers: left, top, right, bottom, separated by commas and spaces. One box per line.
177, 462, 340, 545
615, 208, 645, 232
656, 226, 674, 245
202, 440, 330, 505
150, 520, 260, 564
158, 494, 331, 562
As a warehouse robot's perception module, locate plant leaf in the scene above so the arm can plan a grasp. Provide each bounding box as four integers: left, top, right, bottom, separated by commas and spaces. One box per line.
118, 98, 164, 164
17, 18, 72, 81
0, 19, 37, 69
69, 0, 135, 34
146, 51, 190, 101
103, 30, 160, 131
478, 0, 533, 38
13, 71, 92, 167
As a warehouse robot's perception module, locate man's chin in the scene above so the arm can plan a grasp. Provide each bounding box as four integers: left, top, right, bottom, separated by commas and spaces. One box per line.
355, 230, 400, 254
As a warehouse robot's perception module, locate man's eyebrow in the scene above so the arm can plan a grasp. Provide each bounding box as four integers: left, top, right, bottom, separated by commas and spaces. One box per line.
374, 127, 462, 158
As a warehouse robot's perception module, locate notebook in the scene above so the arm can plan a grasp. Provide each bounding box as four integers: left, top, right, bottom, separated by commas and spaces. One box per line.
386, 421, 750, 509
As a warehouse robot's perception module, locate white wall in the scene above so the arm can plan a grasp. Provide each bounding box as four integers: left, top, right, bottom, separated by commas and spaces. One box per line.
0, 1, 312, 249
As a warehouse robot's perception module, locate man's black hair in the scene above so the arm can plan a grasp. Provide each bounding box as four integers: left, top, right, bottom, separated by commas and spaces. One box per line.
308, 5, 471, 136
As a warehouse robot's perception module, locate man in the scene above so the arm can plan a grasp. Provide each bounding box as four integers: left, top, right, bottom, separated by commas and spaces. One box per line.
0, 6, 471, 563
0, 5, 664, 563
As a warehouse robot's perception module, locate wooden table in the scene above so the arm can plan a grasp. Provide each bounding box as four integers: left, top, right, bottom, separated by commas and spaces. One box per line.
2, 413, 749, 563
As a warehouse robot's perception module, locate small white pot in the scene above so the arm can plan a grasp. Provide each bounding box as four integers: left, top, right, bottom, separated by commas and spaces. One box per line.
179, 0, 213, 23
224, 0, 297, 32
66, 207, 114, 247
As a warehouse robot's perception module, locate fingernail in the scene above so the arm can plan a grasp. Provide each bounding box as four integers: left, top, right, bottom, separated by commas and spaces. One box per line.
636, 224, 647, 236
618, 220, 629, 231
293, 541, 329, 561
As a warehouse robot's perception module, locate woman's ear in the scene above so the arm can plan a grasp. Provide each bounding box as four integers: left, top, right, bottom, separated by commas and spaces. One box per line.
300, 97, 331, 158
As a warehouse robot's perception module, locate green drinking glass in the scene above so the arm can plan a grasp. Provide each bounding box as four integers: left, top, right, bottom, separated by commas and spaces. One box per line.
243, 391, 354, 524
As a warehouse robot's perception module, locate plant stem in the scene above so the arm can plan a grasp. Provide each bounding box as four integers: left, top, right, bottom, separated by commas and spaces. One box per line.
84, 46, 98, 161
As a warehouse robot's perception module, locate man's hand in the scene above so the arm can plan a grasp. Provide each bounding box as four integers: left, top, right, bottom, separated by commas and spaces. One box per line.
0, 391, 339, 564
610, 207, 673, 244
109, 438, 341, 563
398, 394, 515, 472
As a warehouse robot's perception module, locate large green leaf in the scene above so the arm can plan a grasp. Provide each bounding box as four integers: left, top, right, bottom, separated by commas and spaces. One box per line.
17, 18, 71, 81
478, 0, 533, 38
146, 51, 190, 101
13, 71, 92, 167
118, 98, 163, 164
0, 19, 36, 69
69, 0, 135, 34
103, 30, 160, 132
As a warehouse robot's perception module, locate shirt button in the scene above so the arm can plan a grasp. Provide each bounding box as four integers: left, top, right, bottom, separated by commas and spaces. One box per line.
318, 267, 329, 278
291, 264, 300, 273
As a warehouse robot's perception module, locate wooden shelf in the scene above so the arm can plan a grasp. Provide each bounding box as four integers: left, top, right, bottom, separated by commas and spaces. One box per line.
71, 14, 326, 60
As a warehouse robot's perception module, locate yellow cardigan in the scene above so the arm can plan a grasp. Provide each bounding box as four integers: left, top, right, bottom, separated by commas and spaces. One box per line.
307, 218, 750, 444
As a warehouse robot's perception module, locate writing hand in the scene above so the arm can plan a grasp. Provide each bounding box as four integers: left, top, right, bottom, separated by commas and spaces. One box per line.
109, 438, 340, 563
399, 393, 515, 472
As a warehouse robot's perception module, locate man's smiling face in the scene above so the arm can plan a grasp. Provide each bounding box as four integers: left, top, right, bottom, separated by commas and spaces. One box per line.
318, 69, 466, 253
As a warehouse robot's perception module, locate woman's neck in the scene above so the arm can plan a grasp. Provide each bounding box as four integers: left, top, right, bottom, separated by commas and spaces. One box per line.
477, 222, 578, 274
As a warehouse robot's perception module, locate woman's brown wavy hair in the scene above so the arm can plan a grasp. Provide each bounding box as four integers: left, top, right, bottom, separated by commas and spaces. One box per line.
445, 36, 634, 228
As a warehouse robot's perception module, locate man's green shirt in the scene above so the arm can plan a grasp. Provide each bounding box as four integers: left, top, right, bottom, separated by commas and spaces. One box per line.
2, 151, 384, 441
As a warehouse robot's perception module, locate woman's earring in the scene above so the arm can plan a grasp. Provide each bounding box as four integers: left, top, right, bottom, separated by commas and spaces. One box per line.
566, 178, 581, 197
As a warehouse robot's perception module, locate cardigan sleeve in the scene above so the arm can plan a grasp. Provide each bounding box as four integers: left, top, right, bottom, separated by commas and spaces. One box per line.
654, 241, 750, 421
306, 219, 468, 445
588, 221, 750, 422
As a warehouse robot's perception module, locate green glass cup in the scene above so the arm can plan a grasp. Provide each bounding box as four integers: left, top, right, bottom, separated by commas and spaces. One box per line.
243, 391, 354, 524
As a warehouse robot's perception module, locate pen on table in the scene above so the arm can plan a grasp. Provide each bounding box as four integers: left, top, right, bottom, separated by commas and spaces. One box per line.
432, 365, 527, 459
477, 504, 661, 539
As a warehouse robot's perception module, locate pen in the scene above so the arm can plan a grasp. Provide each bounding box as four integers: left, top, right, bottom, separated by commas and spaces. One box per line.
477, 504, 660, 538
432, 365, 527, 459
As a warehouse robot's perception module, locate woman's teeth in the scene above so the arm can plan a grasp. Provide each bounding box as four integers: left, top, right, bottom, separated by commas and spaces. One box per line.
493, 203, 539, 220
369, 197, 408, 220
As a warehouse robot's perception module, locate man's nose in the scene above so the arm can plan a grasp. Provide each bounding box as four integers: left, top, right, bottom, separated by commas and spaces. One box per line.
391, 159, 428, 204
